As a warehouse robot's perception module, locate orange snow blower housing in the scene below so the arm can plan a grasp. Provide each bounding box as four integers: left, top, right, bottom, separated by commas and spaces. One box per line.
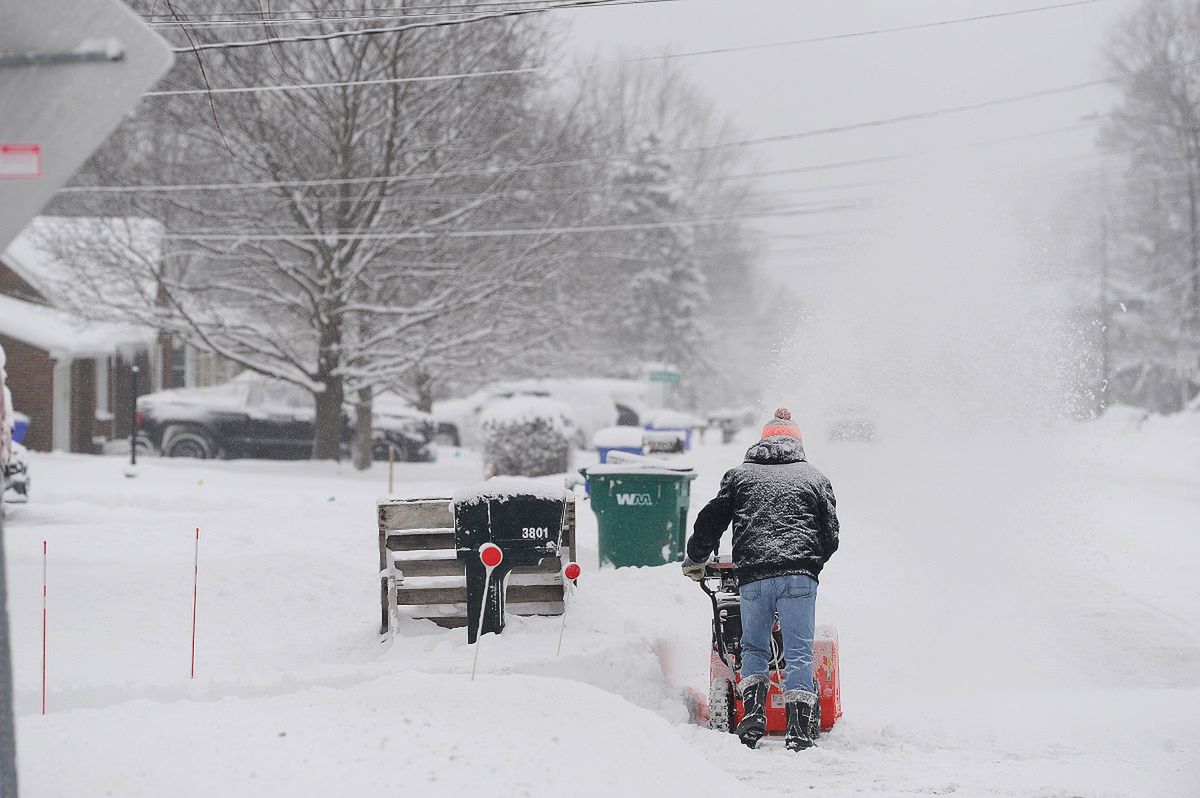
699, 561, 841, 737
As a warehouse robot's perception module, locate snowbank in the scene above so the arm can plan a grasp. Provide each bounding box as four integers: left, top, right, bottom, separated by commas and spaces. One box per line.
6, 418, 1200, 797
20, 672, 760, 798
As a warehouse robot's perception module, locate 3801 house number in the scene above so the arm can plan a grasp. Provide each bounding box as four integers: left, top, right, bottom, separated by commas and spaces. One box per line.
520, 527, 550, 539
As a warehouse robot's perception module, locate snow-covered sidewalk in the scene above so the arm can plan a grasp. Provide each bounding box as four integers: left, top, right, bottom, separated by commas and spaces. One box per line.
5, 420, 1199, 796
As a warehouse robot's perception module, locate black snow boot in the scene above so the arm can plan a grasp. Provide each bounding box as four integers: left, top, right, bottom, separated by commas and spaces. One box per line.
784, 689, 818, 752
735, 676, 769, 749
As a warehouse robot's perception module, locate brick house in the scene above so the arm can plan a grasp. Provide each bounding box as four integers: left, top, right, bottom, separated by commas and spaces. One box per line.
0, 217, 163, 453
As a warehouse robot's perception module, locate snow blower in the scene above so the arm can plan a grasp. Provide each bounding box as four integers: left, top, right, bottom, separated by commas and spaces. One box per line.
699, 561, 842, 739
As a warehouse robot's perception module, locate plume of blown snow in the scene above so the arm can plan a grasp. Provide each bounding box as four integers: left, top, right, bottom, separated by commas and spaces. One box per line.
768, 164, 1076, 447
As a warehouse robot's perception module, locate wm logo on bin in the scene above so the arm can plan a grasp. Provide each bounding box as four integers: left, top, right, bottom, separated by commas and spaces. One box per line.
615, 493, 654, 506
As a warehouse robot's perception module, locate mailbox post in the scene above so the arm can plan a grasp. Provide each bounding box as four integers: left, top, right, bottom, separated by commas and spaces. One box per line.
454, 485, 568, 644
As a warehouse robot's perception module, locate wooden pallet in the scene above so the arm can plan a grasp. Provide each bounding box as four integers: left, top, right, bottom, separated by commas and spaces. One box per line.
378, 496, 576, 632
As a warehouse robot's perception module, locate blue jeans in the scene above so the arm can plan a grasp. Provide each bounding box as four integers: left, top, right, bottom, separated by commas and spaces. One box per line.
739, 574, 817, 694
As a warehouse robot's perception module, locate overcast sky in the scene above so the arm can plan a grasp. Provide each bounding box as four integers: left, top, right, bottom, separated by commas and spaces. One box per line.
563, 0, 1140, 278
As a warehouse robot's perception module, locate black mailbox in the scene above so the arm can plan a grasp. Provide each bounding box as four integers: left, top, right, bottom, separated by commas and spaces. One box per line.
454, 491, 566, 644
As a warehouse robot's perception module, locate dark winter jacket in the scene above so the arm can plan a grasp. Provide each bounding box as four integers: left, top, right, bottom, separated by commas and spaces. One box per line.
686, 436, 839, 586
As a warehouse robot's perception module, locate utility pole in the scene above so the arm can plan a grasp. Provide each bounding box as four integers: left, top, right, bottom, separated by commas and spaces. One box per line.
1099, 215, 1112, 414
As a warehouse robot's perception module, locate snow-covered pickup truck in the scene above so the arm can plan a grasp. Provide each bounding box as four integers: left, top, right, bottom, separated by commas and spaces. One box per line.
136, 376, 436, 462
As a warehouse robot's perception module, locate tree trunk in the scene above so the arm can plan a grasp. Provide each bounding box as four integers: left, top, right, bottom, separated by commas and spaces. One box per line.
354, 387, 373, 471
1187, 168, 1200, 332
414, 370, 435, 414
312, 377, 345, 461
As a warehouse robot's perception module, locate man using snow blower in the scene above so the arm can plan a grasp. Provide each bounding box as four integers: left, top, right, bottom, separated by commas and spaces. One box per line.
682, 408, 839, 751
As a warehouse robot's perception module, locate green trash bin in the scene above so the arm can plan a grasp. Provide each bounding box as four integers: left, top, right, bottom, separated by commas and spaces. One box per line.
583, 463, 697, 567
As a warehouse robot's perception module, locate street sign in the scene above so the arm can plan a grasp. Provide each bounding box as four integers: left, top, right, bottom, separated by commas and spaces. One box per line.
649, 369, 681, 384
0, 144, 42, 179
0, 4, 172, 793
0, 0, 174, 248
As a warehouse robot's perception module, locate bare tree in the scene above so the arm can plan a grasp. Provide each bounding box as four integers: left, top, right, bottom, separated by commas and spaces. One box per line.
52, 0, 560, 460
1101, 0, 1200, 408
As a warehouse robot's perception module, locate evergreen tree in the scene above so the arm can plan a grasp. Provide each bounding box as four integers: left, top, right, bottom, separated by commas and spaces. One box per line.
611, 133, 710, 376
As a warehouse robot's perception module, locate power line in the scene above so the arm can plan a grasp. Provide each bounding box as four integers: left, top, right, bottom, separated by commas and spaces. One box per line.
58, 110, 1103, 197
156, 202, 867, 241
145, 0, 1113, 97
165, 0, 678, 53
167, 195, 871, 232
643, 0, 1113, 62
146, 65, 542, 96
143, 1, 609, 20
146, 3, 587, 27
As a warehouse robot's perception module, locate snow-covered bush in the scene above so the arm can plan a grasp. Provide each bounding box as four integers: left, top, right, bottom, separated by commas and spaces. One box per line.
479, 397, 576, 477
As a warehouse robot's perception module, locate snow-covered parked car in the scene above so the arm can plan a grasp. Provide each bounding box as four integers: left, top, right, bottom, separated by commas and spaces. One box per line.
370, 393, 437, 462
434, 378, 648, 449
137, 375, 436, 461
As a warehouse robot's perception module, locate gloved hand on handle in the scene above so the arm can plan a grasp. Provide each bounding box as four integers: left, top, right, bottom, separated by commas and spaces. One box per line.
681, 558, 707, 582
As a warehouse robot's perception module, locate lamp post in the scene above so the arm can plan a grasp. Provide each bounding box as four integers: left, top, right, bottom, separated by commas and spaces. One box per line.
126, 365, 140, 478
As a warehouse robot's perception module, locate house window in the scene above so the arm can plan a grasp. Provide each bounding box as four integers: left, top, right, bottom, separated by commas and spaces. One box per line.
169, 342, 187, 389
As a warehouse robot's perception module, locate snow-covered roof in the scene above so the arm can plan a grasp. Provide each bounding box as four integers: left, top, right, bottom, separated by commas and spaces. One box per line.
0, 293, 155, 358
452, 476, 574, 505
2, 216, 162, 311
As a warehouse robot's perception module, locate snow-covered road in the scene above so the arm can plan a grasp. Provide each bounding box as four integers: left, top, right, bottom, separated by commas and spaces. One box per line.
5, 414, 1198, 796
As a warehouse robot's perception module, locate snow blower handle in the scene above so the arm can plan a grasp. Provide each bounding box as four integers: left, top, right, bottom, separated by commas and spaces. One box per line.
697, 569, 722, 599
698, 564, 737, 677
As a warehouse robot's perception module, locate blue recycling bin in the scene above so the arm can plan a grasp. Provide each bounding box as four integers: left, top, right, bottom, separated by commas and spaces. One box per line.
12, 413, 28, 444
592, 426, 645, 464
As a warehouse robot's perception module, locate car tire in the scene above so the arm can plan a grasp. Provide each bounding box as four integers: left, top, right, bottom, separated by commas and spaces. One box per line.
163, 427, 216, 459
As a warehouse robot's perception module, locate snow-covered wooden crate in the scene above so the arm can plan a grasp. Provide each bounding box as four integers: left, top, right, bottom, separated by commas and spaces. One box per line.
377, 496, 575, 632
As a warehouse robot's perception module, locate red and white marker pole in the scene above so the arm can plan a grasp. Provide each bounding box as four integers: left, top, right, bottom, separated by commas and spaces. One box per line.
471, 543, 503, 681
41, 540, 46, 715
190, 527, 200, 679
556, 561, 582, 657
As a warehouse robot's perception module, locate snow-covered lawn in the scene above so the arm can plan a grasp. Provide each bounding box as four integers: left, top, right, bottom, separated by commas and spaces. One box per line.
5, 418, 1199, 797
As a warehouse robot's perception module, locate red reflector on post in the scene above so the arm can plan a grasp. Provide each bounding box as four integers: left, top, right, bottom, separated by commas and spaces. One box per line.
479, 543, 503, 568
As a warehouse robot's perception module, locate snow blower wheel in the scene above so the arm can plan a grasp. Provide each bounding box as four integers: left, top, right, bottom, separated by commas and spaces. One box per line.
698, 560, 842, 743
708, 677, 736, 733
